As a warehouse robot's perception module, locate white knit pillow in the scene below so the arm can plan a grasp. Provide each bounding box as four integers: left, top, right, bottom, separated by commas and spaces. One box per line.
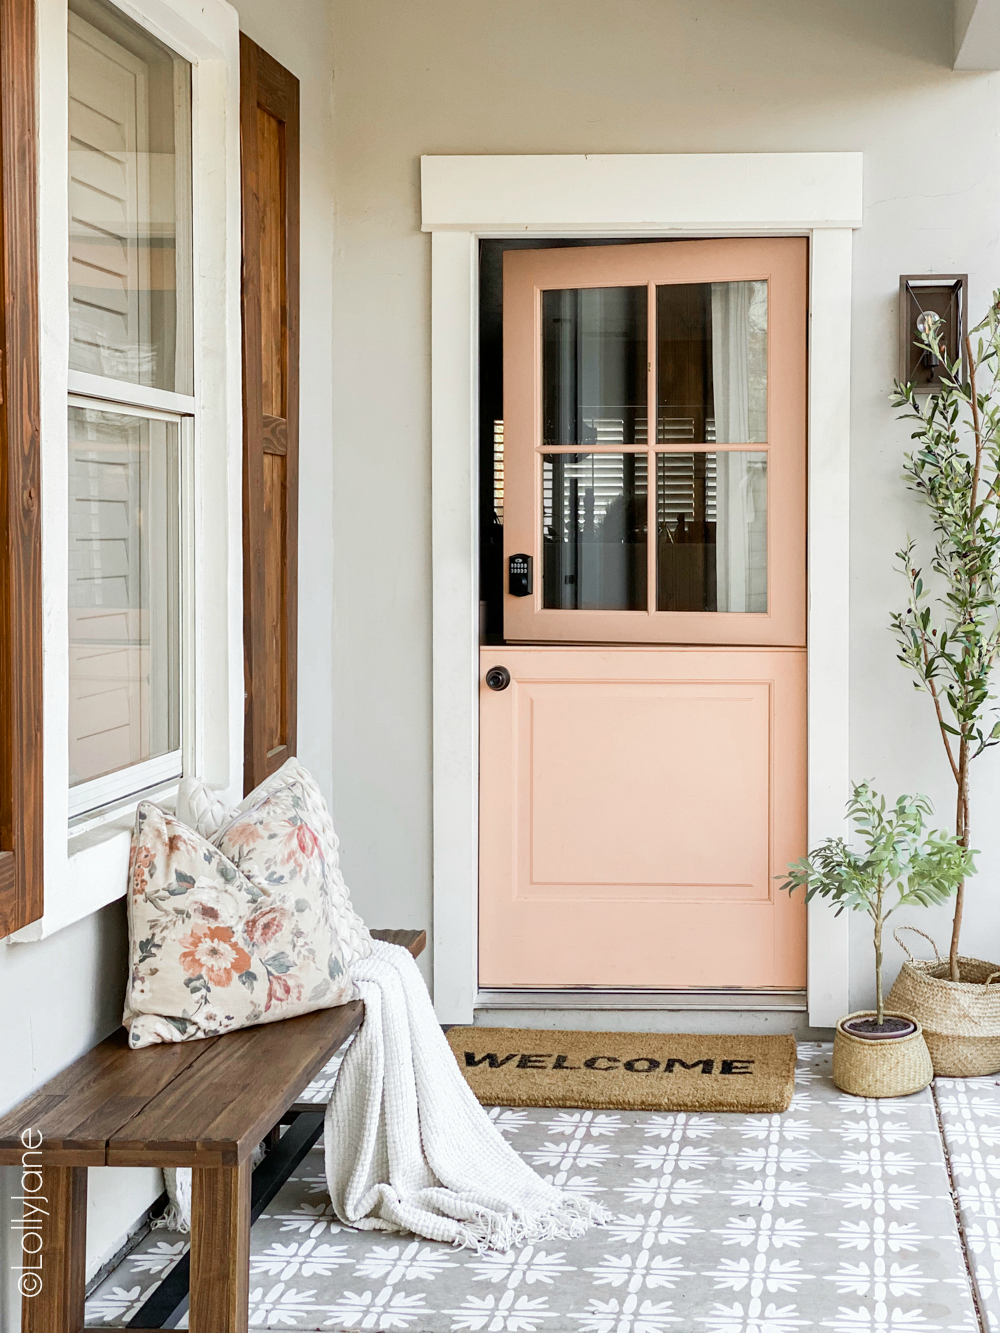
176, 777, 234, 841
178, 759, 373, 969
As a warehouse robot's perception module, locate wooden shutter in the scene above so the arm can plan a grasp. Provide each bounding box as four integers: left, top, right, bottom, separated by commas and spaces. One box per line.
0, 0, 42, 937
239, 35, 299, 793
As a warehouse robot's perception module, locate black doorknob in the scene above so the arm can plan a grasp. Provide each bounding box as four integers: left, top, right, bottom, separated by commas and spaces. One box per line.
485, 666, 511, 691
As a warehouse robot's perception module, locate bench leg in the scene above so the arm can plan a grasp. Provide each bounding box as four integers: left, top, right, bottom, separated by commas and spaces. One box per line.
21, 1165, 87, 1333
189, 1161, 251, 1333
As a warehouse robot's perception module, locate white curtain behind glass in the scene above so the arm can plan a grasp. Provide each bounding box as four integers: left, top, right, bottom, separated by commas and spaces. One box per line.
711, 281, 768, 613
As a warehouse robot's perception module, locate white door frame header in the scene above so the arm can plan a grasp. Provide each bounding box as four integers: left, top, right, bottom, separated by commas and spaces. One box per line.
421, 153, 864, 234
423, 152, 861, 1027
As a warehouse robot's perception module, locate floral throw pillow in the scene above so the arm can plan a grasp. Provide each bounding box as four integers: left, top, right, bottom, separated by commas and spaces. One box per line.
178, 758, 374, 969
123, 802, 357, 1049
214, 759, 374, 969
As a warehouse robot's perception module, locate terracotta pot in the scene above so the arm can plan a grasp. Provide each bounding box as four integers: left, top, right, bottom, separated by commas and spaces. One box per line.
832, 1010, 933, 1098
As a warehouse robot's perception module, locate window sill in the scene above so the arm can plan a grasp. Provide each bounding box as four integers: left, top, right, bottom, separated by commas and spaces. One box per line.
10, 785, 178, 942
10, 819, 135, 941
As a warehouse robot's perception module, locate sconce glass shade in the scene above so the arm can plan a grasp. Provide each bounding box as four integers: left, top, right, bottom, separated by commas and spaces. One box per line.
899, 275, 967, 393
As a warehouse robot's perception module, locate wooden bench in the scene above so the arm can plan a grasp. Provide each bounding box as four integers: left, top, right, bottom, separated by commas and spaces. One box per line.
0, 928, 426, 1333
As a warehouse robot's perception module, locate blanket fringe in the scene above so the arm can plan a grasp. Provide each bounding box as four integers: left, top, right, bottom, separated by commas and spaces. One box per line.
453, 1196, 613, 1254
154, 1144, 266, 1235
152, 1199, 190, 1234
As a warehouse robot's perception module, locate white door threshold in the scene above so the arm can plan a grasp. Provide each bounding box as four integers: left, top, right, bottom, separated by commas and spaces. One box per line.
472, 989, 827, 1038
476, 988, 808, 1012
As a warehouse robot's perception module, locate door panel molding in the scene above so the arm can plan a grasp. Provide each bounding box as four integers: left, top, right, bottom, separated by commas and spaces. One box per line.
423, 153, 859, 1027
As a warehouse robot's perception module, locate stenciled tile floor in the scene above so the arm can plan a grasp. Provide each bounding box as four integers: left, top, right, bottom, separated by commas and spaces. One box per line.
86, 1043, 984, 1332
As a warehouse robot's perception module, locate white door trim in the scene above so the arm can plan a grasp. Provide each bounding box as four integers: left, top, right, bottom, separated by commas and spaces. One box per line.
423, 152, 861, 1028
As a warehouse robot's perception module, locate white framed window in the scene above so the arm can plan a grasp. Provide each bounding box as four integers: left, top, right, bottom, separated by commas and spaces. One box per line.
66, 0, 194, 818
67, 401, 190, 813
15, 0, 243, 937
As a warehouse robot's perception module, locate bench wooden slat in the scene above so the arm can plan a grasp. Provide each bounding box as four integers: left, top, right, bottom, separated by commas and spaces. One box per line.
0, 1030, 213, 1165
370, 927, 426, 954
107, 1000, 365, 1167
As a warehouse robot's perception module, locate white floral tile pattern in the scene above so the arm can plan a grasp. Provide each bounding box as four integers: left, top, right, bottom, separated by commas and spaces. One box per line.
85, 1045, 979, 1331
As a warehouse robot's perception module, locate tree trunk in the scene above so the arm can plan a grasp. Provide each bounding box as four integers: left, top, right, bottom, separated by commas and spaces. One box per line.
950, 741, 970, 982
947, 336, 981, 984
875, 911, 884, 1027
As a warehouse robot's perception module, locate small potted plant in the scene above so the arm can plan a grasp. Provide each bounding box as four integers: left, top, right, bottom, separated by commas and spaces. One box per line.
781, 782, 973, 1098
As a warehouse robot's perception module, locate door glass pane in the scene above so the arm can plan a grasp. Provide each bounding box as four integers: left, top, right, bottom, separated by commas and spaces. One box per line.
68, 0, 193, 393
656, 451, 767, 612
69, 406, 181, 787
543, 453, 647, 610
657, 281, 767, 445
542, 287, 647, 446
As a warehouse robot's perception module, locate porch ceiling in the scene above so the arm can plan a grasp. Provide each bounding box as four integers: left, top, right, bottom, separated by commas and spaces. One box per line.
955, 0, 1000, 68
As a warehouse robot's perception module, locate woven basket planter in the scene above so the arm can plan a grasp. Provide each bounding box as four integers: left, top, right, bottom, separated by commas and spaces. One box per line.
832, 1010, 933, 1098
885, 928, 1000, 1077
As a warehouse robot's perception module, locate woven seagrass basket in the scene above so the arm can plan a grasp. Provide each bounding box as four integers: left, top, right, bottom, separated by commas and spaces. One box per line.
832, 1010, 933, 1098
885, 927, 1000, 1077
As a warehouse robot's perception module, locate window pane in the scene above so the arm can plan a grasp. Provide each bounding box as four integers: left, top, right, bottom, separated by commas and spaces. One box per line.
68, 0, 193, 393
657, 281, 767, 445
69, 406, 181, 787
656, 451, 767, 612
542, 287, 648, 446
543, 453, 647, 610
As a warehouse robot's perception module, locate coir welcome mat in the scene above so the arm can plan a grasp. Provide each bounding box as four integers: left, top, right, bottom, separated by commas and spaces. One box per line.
447, 1027, 796, 1113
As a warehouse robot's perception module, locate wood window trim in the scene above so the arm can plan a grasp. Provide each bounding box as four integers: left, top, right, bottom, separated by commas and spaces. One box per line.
0, 0, 43, 937
239, 33, 299, 793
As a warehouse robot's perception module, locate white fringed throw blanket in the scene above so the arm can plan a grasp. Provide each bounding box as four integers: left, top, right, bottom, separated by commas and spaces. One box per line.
324, 940, 609, 1251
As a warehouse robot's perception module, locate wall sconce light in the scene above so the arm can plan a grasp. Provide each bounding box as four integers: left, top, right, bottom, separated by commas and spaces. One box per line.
899, 274, 968, 393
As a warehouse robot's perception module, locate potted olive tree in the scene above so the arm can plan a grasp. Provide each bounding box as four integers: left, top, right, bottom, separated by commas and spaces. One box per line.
886, 294, 1000, 1075
781, 783, 972, 1097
